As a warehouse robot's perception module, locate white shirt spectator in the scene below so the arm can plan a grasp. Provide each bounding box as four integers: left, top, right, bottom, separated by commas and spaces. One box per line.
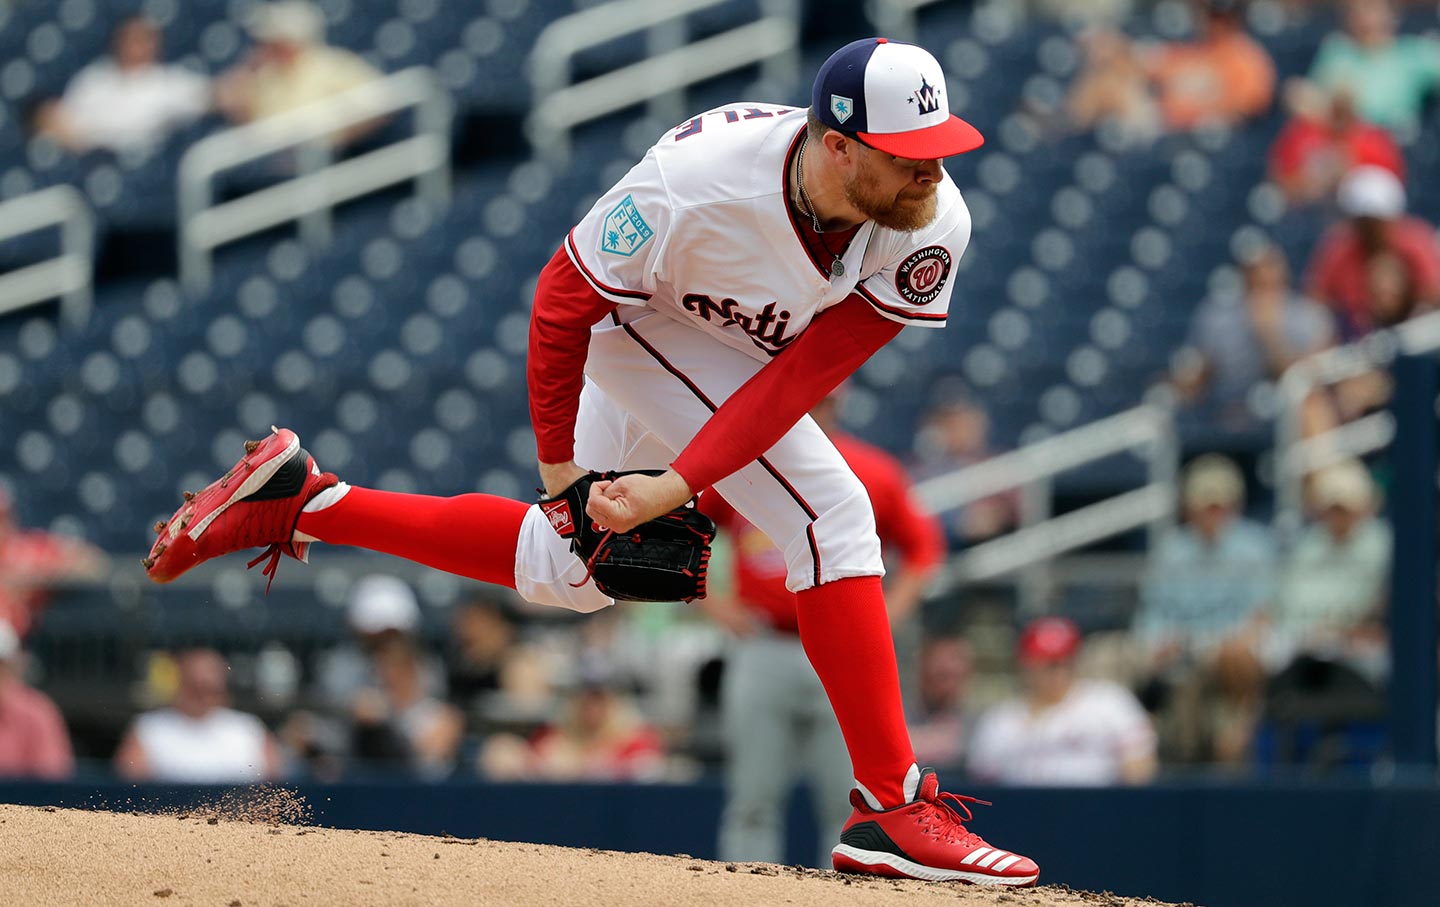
968, 679, 1157, 785
131, 707, 270, 783
60, 59, 209, 152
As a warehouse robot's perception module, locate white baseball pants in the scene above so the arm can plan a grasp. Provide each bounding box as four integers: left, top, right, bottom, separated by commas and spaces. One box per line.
514, 308, 884, 612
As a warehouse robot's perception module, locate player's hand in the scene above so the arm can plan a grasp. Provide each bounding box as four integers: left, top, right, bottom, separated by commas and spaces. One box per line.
585, 470, 694, 533
538, 459, 589, 497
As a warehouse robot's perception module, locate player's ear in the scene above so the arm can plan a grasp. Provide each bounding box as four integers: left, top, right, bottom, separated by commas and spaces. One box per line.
822, 128, 855, 163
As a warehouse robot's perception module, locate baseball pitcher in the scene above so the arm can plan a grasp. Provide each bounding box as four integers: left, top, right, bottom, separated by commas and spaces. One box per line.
145, 38, 1039, 885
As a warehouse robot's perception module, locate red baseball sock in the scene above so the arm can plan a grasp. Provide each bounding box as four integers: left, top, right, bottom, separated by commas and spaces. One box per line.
796, 575, 916, 809
296, 487, 528, 588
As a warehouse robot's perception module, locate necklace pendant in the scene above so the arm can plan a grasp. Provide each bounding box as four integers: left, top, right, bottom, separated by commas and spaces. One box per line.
830, 258, 845, 278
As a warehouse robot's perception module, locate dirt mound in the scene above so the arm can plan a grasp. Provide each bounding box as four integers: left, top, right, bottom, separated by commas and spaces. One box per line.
0, 803, 1182, 907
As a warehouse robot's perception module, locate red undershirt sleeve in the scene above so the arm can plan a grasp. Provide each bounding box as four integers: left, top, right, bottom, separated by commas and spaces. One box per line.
527, 245, 618, 464
670, 294, 903, 492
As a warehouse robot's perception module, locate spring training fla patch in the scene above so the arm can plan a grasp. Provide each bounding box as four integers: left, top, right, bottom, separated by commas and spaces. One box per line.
600, 194, 655, 257
895, 245, 952, 305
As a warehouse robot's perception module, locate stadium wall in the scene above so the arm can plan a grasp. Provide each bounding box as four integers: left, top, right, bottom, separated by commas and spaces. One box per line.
3, 779, 1437, 907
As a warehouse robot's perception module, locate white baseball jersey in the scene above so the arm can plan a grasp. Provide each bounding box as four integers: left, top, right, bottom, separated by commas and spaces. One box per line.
966, 680, 1157, 786
513, 104, 973, 612
564, 104, 972, 360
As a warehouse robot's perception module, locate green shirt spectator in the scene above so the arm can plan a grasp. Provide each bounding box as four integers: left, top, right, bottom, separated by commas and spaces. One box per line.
1308, 0, 1440, 133
1271, 461, 1391, 656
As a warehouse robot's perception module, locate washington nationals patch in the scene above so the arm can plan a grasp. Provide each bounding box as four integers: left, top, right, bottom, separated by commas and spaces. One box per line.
895, 245, 952, 305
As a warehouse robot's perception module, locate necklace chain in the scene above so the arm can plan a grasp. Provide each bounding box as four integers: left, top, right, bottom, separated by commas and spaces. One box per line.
796, 133, 825, 234
796, 133, 845, 277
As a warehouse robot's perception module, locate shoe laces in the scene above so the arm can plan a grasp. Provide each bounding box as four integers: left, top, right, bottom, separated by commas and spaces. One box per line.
915, 790, 990, 847
246, 544, 286, 593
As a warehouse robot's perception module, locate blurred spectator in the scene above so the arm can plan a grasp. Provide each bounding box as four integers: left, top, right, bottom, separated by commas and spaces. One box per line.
1169, 242, 1334, 434
569, 607, 652, 699
313, 574, 443, 708
114, 649, 281, 782
1135, 456, 1275, 764
1136, 455, 1276, 661
1306, 166, 1440, 338
1023, 0, 1134, 29
968, 618, 1157, 785
1308, 0, 1440, 134
1268, 80, 1405, 209
0, 621, 74, 780
482, 680, 666, 782
446, 593, 519, 710
1177, 634, 1267, 766
214, 1, 383, 145
283, 574, 445, 776
912, 389, 1019, 547
1064, 0, 1276, 142
1147, 0, 1275, 131
0, 489, 107, 639
697, 390, 944, 865
906, 636, 975, 775
350, 636, 464, 780
1268, 461, 1392, 679
1065, 28, 1162, 147
1364, 249, 1422, 330
32, 16, 209, 153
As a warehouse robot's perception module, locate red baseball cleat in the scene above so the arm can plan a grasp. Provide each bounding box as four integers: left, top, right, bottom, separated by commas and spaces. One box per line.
144, 427, 338, 589
832, 768, 1039, 886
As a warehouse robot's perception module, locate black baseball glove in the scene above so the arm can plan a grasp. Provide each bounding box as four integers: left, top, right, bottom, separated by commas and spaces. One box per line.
537, 469, 715, 602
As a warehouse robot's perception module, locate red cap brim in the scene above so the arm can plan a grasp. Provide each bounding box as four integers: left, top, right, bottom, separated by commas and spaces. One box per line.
857, 114, 985, 160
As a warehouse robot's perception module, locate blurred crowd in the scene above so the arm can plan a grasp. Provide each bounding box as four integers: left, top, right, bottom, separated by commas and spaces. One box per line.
0, 0, 1435, 857
28, 1, 384, 156
0, 408, 1407, 791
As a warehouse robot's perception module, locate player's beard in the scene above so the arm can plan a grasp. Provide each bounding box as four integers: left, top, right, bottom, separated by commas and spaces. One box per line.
844, 162, 938, 232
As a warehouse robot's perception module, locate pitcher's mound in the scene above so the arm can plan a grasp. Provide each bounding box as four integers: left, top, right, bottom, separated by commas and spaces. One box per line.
0, 803, 1179, 906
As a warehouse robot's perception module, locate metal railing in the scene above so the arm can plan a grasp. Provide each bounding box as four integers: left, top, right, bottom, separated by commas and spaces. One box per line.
1274, 310, 1440, 536
178, 67, 453, 293
0, 186, 95, 327
915, 404, 1179, 612
525, 0, 800, 164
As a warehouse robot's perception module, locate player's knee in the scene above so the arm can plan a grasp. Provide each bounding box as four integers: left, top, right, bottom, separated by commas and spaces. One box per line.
818, 479, 880, 552
831, 476, 877, 526
513, 505, 617, 614
783, 480, 884, 590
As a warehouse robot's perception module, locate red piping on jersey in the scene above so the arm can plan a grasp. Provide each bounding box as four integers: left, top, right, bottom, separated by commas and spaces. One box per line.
804, 525, 822, 587
781, 127, 839, 279
855, 283, 949, 322
565, 230, 652, 301
613, 312, 825, 584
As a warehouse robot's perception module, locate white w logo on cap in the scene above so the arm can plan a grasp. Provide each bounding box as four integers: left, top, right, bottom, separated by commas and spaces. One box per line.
913, 76, 942, 116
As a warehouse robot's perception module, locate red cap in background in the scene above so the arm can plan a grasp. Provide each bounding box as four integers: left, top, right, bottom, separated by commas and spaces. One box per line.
1016, 617, 1082, 665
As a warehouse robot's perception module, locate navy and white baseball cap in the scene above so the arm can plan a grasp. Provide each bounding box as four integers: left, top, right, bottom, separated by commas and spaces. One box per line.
812, 37, 984, 160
